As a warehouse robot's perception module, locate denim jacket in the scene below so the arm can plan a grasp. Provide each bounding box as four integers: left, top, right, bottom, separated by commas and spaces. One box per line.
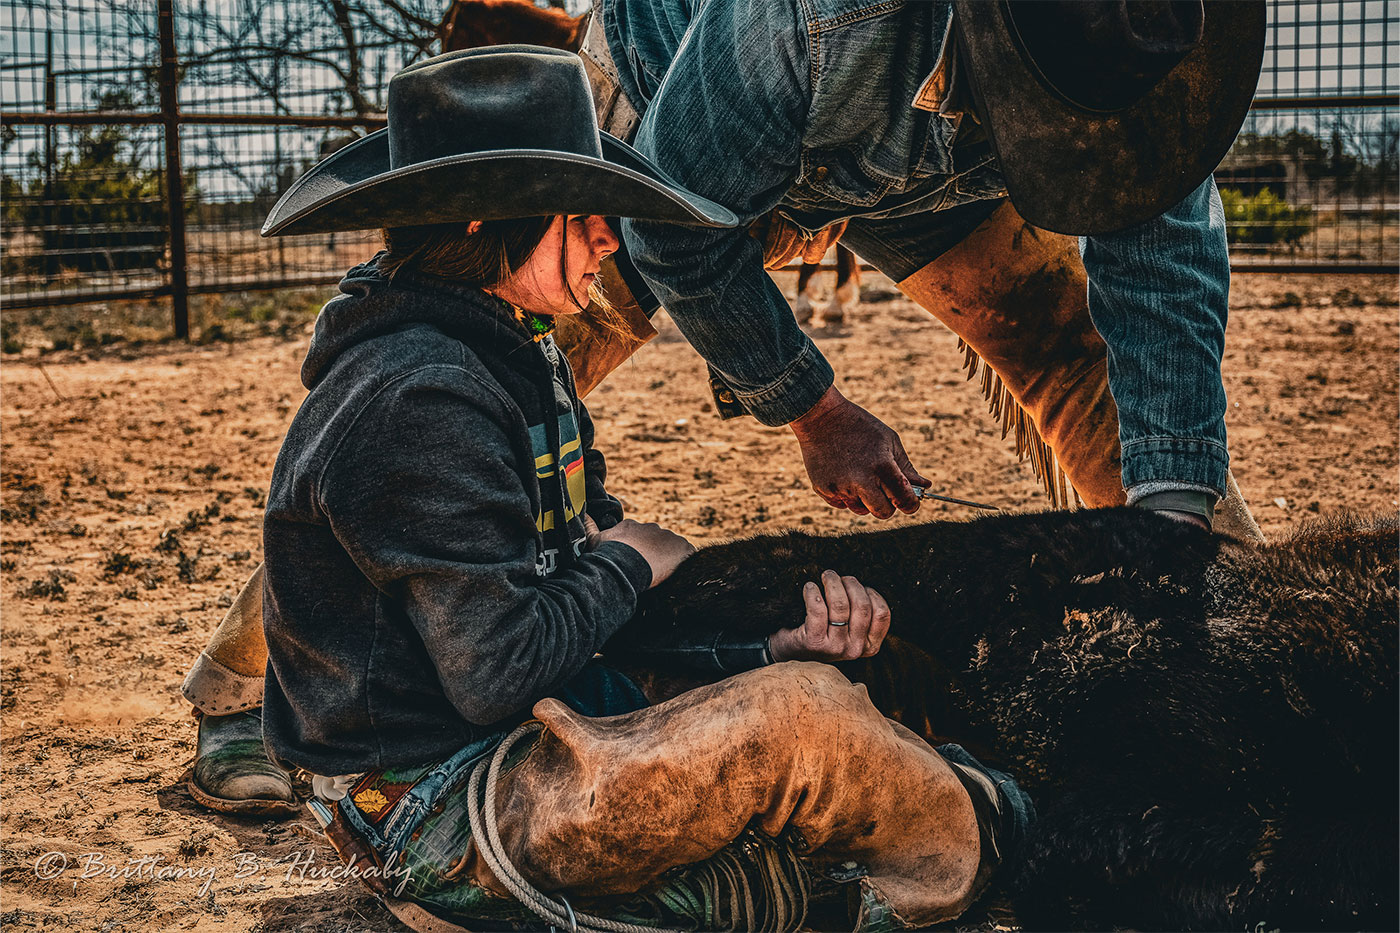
605, 0, 1231, 498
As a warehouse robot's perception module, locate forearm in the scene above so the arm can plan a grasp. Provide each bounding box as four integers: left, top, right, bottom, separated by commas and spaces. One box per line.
619, 0, 825, 425
425, 541, 652, 724
1081, 177, 1230, 499
625, 218, 835, 425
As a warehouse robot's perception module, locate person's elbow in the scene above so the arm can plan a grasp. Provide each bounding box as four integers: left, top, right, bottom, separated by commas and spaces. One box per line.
440, 667, 536, 727
436, 629, 577, 727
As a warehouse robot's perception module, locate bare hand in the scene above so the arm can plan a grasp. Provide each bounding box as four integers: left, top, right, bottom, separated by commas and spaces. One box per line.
592, 518, 695, 588
767, 570, 891, 662
789, 385, 930, 519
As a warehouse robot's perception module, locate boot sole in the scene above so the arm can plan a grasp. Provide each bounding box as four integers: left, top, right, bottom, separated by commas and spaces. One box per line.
383, 898, 477, 933
185, 771, 301, 818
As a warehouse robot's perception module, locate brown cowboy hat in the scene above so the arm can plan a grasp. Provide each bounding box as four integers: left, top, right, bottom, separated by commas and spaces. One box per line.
953, 1, 1266, 235
262, 46, 738, 236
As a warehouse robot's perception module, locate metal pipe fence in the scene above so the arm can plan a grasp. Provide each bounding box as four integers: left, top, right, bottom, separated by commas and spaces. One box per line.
1, 0, 1396, 337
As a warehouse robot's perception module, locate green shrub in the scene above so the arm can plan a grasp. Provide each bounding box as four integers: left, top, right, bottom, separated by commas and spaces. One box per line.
1219, 187, 1313, 246
1, 319, 22, 354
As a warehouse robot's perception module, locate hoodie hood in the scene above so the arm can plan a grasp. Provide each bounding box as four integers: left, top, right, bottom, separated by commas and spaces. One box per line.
302, 254, 535, 390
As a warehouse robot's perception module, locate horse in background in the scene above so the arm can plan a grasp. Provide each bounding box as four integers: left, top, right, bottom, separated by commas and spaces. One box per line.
794, 245, 861, 327
439, 0, 587, 52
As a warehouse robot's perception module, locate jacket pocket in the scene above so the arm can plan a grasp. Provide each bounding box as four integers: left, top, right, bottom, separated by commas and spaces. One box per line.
626, 45, 665, 105
947, 158, 1008, 206
910, 115, 959, 180
377, 794, 427, 852
788, 147, 892, 209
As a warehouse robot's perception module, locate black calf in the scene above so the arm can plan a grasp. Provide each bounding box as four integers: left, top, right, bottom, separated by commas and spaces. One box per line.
614, 508, 1398, 930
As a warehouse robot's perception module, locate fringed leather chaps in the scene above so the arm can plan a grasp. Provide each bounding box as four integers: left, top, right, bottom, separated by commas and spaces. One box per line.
895, 200, 1124, 508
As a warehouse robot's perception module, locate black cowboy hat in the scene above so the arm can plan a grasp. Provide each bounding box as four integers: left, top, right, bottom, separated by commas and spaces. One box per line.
262, 46, 738, 236
954, 1, 1266, 236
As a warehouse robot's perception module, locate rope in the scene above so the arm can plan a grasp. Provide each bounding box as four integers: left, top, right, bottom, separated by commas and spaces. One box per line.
466, 722, 679, 933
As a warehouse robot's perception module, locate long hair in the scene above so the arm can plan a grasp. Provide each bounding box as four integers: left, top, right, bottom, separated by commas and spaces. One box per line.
377, 217, 615, 319
377, 217, 552, 285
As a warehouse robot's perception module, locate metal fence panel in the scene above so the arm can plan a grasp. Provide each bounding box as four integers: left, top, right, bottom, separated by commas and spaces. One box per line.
178, 122, 380, 290
1224, 0, 1399, 270
1, 0, 1397, 328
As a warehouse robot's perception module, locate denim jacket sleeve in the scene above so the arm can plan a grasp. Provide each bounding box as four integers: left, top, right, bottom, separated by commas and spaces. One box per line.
619, 0, 836, 427
1080, 177, 1231, 498
319, 368, 652, 727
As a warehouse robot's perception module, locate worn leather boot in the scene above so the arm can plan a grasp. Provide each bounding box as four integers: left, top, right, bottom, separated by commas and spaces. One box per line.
188, 708, 297, 817
1215, 472, 1265, 542
466, 662, 1025, 929
181, 565, 269, 715
181, 567, 297, 816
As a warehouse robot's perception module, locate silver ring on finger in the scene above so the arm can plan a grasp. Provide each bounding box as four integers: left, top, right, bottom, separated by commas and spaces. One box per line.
827, 620, 849, 627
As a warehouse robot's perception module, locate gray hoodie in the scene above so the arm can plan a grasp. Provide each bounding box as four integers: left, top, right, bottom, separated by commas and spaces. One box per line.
261, 259, 652, 775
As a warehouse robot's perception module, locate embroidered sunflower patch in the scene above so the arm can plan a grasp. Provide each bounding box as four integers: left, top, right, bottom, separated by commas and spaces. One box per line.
353, 787, 390, 816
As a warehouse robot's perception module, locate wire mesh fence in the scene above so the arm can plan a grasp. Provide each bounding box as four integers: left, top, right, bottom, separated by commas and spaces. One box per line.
1, 0, 1396, 336
1221, 0, 1398, 269
0, 0, 430, 325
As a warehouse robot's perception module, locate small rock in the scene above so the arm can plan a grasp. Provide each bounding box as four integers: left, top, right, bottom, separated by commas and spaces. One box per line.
1273, 497, 1288, 509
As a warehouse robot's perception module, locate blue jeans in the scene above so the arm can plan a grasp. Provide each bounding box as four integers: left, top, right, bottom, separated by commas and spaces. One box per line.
607, 0, 1232, 500
842, 182, 1232, 501
1081, 180, 1231, 498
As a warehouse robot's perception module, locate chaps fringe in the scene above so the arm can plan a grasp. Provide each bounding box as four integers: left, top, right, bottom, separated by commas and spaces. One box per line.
634, 831, 810, 932
957, 339, 1082, 510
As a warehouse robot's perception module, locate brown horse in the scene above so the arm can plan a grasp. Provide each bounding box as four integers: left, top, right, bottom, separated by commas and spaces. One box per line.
439, 0, 587, 52
793, 244, 861, 326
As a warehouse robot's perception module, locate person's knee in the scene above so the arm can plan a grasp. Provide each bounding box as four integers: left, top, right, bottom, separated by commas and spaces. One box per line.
734, 660, 881, 730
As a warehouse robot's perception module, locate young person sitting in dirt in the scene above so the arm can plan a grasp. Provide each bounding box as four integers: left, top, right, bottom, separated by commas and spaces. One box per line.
202, 48, 1035, 932
183, 3, 1270, 816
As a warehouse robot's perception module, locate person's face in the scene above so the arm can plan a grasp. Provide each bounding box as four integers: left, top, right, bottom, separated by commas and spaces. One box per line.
490, 215, 619, 316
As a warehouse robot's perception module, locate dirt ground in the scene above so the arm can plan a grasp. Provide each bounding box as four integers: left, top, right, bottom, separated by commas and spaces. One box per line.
1, 271, 1396, 932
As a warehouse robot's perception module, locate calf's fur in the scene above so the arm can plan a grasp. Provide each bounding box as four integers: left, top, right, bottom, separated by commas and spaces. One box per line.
613, 507, 1398, 930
